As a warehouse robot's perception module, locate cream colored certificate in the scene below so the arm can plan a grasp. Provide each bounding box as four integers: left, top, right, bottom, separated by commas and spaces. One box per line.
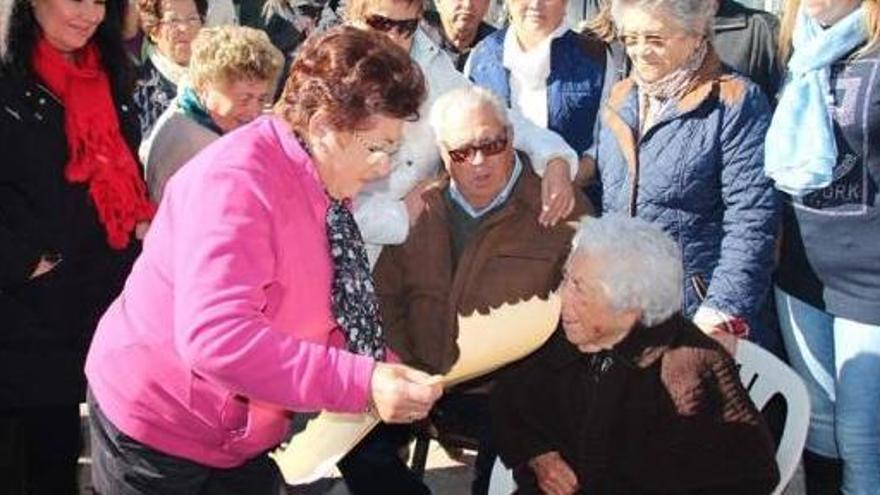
272, 293, 561, 484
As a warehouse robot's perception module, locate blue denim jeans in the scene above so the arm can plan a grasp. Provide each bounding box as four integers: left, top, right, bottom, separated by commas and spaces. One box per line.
775, 288, 880, 495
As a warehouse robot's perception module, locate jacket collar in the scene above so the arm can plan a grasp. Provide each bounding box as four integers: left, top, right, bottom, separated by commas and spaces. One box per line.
428, 155, 546, 306
421, 11, 495, 56
448, 154, 523, 218
606, 48, 726, 123
424, 151, 541, 218
601, 49, 749, 175
714, 0, 750, 32
411, 27, 445, 67
548, 313, 686, 371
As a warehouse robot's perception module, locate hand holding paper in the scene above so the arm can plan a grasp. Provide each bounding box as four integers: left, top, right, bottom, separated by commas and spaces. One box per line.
369, 363, 443, 424
273, 293, 561, 484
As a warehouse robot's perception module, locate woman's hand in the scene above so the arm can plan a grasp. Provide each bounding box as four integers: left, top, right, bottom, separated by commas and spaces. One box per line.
540, 159, 576, 227
369, 363, 443, 423
30, 254, 62, 280
529, 451, 579, 495
693, 307, 746, 355
574, 155, 596, 188
135, 221, 151, 240
708, 330, 738, 355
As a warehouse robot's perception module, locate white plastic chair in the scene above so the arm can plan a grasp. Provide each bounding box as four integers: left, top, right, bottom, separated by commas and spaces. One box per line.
487, 340, 811, 495
736, 339, 811, 495
488, 456, 515, 495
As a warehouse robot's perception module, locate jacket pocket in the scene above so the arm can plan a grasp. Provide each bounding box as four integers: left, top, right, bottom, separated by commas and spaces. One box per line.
219, 393, 249, 436
260, 281, 284, 318
187, 375, 245, 443
478, 247, 562, 306
493, 245, 559, 262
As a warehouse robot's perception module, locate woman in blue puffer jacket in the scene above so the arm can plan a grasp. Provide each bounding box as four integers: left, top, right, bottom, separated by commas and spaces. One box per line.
595, 0, 779, 348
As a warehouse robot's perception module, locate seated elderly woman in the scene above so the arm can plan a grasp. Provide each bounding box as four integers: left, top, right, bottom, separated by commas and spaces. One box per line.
466, 0, 610, 163
595, 0, 779, 348
492, 215, 780, 495
134, 0, 207, 137
140, 25, 283, 201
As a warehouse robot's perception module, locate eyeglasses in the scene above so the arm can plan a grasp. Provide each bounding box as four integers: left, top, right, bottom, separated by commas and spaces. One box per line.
364, 14, 420, 38
445, 135, 508, 164
158, 14, 203, 28
617, 32, 687, 52
352, 131, 400, 157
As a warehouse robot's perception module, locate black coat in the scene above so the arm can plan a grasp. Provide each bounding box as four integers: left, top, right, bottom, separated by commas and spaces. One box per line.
0, 73, 141, 408
491, 316, 780, 494
713, 0, 782, 101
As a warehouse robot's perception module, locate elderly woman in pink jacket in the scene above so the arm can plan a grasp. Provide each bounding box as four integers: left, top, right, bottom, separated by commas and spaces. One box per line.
84, 27, 442, 494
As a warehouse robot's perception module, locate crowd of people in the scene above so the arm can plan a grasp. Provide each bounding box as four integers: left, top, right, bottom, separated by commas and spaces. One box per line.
0, 0, 878, 493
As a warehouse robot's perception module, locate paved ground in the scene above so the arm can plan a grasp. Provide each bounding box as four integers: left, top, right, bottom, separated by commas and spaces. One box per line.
79, 408, 806, 494
285, 443, 807, 495
81, 447, 806, 494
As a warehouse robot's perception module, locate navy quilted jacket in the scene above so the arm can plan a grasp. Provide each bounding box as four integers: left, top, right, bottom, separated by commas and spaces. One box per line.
466, 28, 606, 156
595, 52, 779, 331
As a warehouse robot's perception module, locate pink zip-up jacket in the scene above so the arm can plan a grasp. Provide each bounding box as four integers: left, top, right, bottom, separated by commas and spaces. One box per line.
85, 116, 376, 468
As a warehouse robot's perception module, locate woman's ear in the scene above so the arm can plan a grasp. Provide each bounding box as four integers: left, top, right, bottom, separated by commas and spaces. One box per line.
307, 109, 342, 155
307, 109, 331, 144
146, 27, 160, 44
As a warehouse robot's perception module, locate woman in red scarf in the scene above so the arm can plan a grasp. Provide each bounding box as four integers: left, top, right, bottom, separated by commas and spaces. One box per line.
0, 0, 153, 492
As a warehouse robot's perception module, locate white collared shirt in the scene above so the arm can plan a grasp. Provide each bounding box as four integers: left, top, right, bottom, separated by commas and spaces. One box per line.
502, 24, 570, 128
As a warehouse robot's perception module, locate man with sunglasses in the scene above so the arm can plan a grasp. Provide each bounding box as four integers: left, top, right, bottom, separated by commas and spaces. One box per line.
337, 87, 590, 495
345, 0, 581, 270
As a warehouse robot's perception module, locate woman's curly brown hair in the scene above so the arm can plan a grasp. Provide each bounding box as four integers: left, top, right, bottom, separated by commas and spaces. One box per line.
275, 26, 427, 136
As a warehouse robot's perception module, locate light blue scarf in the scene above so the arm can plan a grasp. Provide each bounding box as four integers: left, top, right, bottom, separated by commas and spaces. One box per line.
765, 5, 867, 196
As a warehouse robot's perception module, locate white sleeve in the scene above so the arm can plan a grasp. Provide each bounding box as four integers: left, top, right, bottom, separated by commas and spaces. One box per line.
205, 0, 239, 26
353, 194, 410, 247
509, 108, 579, 178
431, 49, 472, 96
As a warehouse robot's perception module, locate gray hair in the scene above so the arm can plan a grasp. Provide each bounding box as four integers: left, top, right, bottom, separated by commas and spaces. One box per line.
429, 86, 511, 145
610, 0, 718, 36
570, 214, 683, 326
0, 0, 16, 62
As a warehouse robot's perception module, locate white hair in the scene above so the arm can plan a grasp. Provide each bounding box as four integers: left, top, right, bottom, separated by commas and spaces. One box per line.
570, 214, 683, 326
610, 0, 719, 36
429, 86, 511, 145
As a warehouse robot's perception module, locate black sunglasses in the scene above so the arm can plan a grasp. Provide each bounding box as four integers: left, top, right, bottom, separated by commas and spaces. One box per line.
364, 14, 420, 38
447, 136, 509, 164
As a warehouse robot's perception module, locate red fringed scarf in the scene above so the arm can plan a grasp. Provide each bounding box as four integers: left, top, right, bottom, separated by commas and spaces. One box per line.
32, 37, 155, 249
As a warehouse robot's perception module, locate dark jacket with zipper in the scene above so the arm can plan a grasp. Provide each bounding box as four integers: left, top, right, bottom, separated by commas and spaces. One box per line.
0, 72, 141, 408
595, 50, 779, 334
492, 315, 779, 494
713, 0, 783, 101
